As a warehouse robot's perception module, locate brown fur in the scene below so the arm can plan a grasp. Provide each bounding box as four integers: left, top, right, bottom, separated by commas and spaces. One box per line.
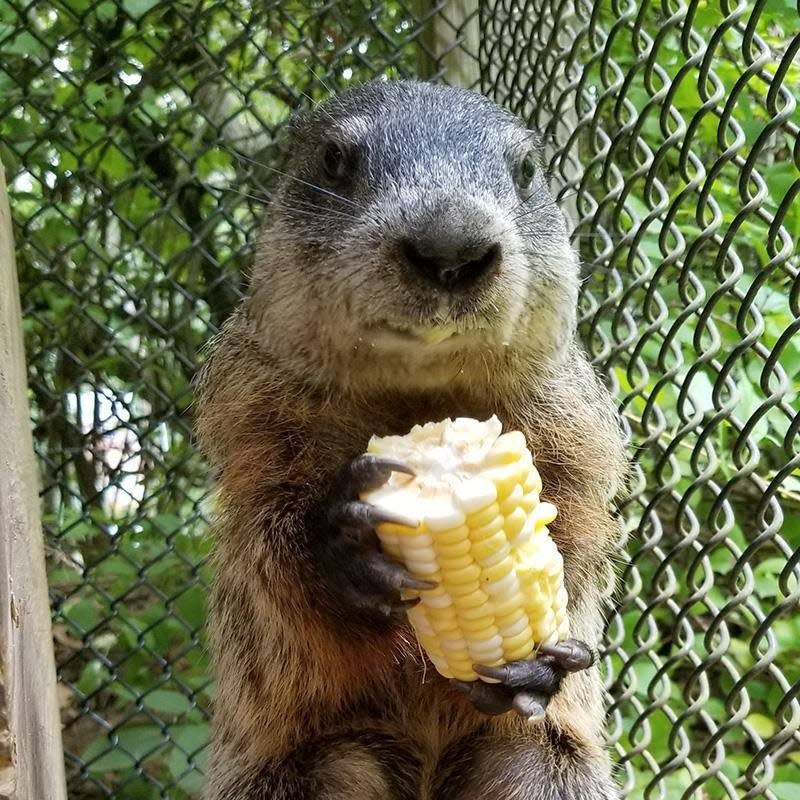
196, 303, 628, 799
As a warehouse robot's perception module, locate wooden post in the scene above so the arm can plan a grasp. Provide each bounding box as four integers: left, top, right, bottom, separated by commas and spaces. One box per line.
416, 0, 480, 88
0, 159, 68, 799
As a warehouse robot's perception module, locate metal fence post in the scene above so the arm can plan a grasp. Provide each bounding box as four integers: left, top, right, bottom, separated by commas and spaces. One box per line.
0, 159, 68, 800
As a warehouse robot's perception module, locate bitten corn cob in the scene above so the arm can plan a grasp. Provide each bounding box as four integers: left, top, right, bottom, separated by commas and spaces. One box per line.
361, 416, 570, 682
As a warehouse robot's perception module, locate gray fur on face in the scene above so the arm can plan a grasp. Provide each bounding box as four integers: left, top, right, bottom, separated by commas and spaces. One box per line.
249, 79, 579, 392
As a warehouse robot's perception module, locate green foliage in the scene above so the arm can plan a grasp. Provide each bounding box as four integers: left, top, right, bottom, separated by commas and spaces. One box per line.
0, 0, 797, 798
569, 1, 800, 797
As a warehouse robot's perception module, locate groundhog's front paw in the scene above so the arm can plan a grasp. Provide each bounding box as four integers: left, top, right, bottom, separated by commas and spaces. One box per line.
313, 455, 436, 624
452, 639, 598, 721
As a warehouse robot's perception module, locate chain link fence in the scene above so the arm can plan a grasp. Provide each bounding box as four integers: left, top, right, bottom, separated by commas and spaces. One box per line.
0, 0, 797, 797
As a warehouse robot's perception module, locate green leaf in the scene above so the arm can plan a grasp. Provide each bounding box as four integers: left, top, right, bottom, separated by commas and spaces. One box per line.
746, 712, 776, 738
0, 31, 47, 57
143, 689, 193, 716
773, 783, 800, 800
123, 0, 161, 18
84, 83, 107, 108
169, 722, 209, 756
685, 371, 715, 415
174, 585, 207, 629
62, 598, 101, 633
76, 661, 110, 696
151, 513, 184, 535
82, 743, 136, 773
83, 725, 165, 773
166, 723, 209, 793
95, 0, 118, 22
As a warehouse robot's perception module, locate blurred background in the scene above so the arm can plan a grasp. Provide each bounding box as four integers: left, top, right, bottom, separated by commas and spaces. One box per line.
0, 0, 798, 797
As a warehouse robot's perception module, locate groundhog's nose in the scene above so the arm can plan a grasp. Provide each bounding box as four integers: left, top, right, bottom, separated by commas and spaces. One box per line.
398, 235, 501, 290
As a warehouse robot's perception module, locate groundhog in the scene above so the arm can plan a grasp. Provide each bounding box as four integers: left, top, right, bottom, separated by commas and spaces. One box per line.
195, 79, 628, 800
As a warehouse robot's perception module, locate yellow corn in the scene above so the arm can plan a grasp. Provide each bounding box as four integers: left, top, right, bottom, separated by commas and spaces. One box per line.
361, 416, 570, 682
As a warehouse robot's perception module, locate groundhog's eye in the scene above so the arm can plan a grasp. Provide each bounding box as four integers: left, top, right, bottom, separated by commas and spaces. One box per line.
322, 141, 349, 180
517, 152, 537, 189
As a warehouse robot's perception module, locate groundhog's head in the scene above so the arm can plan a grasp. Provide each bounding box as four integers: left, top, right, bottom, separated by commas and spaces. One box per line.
248, 80, 579, 394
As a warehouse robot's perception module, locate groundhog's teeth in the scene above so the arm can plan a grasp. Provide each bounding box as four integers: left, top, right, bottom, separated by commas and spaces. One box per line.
417, 324, 460, 344
361, 415, 570, 682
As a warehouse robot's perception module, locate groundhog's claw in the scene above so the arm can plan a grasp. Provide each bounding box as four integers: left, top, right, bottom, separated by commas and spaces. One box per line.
313, 456, 432, 625
450, 679, 523, 716
359, 548, 436, 593
472, 656, 565, 691
327, 500, 414, 539
453, 638, 598, 722
512, 692, 548, 721
537, 639, 598, 672
336, 454, 415, 495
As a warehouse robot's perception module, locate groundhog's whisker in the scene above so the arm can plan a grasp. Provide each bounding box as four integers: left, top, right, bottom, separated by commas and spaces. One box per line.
216, 185, 273, 205
510, 192, 578, 223
219, 187, 360, 224
299, 88, 337, 122
570, 232, 617, 241
281, 208, 364, 227
507, 194, 540, 216
307, 65, 336, 98
494, 214, 567, 244
506, 191, 554, 218
520, 189, 579, 214
232, 151, 364, 210
277, 171, 365, 210
284, 200, 363, 222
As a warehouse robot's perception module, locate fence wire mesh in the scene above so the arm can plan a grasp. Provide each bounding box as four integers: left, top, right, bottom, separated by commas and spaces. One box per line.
0, 0, 798, 798
483, 0, 800, 797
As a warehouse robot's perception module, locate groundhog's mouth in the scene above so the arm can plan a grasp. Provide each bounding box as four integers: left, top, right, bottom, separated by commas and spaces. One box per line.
365, 320, 489, 347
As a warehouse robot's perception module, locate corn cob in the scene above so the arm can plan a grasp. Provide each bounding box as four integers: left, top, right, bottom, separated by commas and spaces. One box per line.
361, 416, 570, 682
